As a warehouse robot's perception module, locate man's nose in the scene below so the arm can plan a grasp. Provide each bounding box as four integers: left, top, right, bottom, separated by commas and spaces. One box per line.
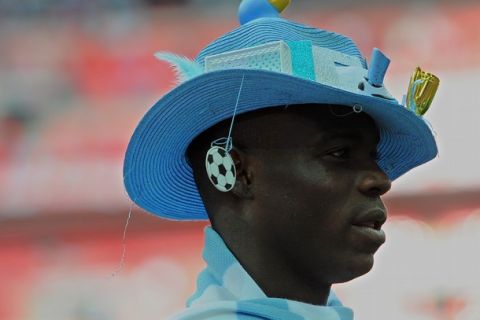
357, 166, 392, 198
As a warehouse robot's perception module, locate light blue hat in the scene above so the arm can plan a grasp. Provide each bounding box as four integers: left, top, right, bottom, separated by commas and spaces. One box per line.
123, 0, 438, 220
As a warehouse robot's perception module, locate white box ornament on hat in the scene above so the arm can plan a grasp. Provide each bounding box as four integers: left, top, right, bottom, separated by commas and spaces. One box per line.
203, 40, 395, 101
205, 41, 293, 75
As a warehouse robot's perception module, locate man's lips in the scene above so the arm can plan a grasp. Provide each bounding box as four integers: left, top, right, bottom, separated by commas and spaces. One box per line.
351, 208, 387, 246
352, 208, 387, 231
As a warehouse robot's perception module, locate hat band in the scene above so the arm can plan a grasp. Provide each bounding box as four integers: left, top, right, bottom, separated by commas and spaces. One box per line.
204, 40, 395, 101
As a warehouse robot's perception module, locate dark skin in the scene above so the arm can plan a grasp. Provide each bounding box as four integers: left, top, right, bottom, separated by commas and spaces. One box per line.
187, 104, 392, 306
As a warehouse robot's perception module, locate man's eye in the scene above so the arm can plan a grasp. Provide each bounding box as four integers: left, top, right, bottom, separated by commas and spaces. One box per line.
328, 148, 349, 159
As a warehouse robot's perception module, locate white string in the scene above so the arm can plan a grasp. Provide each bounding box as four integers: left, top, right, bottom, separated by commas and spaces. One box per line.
109, 201, 134, 278
329, 104, 363, 117
224, 75, 246, 151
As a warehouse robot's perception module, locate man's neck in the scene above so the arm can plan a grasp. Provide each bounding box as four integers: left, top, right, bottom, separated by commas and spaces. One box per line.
215, 225, 332, 306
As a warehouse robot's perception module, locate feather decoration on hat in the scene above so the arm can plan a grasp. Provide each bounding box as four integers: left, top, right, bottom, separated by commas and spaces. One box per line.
154, 52, 204, 83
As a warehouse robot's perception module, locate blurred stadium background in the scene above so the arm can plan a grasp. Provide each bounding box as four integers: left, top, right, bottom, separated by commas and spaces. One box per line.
1, 0, 480, 319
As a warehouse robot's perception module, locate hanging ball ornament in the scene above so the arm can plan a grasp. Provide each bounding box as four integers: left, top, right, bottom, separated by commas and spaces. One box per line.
205, 146, 237, 192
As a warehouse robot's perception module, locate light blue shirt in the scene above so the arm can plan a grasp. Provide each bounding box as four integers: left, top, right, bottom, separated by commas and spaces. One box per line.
170, 227, 354, 320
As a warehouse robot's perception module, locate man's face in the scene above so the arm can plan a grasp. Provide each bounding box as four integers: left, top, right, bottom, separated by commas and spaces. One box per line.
242, 105, 392, 285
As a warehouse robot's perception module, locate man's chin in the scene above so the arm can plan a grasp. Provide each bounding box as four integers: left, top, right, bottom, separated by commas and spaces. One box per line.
333, 254, 375, 283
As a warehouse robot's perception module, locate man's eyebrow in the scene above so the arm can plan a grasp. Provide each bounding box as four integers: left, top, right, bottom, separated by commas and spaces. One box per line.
324, 131, 363, 141
309, 131, 364, 146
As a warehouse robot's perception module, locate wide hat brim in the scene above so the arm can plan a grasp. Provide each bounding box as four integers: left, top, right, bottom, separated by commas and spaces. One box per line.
123, 68, 437, 220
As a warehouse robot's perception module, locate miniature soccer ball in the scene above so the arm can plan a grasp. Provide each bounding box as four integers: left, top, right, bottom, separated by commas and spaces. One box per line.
205, 146, 236, 192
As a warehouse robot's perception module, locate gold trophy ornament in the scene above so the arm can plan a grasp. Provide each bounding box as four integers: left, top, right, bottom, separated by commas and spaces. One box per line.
406, 67, 440, 116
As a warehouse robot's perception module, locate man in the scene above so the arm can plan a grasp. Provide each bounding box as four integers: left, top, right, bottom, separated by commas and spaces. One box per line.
123, 0, 439, 319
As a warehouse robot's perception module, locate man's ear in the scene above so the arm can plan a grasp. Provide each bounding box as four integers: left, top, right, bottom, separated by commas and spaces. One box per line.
229, 146, 254, 200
